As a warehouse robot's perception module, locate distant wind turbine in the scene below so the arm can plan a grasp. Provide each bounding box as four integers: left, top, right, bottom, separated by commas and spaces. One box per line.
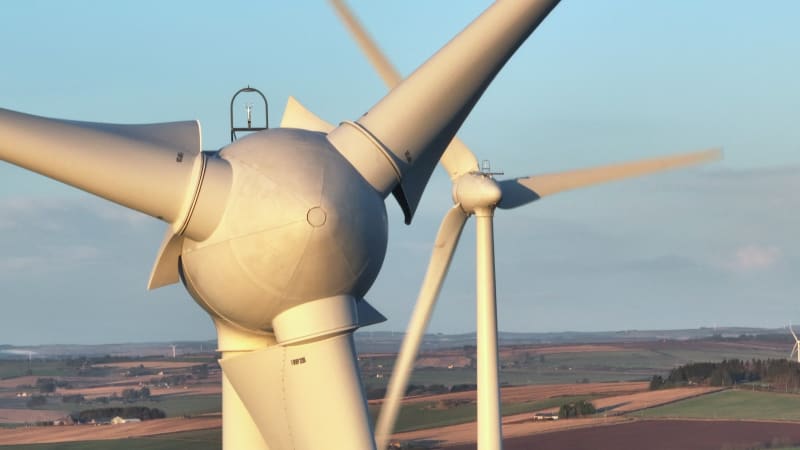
789, 325, 800, 363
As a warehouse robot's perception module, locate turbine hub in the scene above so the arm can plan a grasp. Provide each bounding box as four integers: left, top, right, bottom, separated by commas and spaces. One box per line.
179, 129, 388, 334
452, 172, 502, 215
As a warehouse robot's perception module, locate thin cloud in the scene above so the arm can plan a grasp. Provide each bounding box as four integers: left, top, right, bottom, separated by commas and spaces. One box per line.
723, 244, 782, 272
0, 245, 103, 273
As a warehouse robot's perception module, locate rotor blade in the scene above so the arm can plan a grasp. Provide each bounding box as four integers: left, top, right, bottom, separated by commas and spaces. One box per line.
791, 343, 798, 360
475, 212, 503, 449
328, 0, 559, 223
220, 332, 375, 450
375, 205, 469, 449
328, 0, 480, 182
280, 96, 335, 133
147, 230, 185, 289
328, 0, 401, 88
497, 148, 722, 209
790, 325, 798, 342
0, 108, 204, 225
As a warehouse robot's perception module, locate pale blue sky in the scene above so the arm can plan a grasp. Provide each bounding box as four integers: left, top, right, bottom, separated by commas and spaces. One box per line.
1, 2, 799, 344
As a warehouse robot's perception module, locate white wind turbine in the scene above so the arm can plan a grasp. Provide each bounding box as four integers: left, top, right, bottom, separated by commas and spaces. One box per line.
328, 1, 721, 449
789, 324, 800, 363
0, 2, 566, 449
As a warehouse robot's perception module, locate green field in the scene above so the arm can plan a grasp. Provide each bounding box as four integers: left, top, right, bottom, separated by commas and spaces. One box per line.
0, 428, 221, 450
639, 389, 800, 421
0, 394, 220, 426
364, 342, 790, 389
368, 394, 598, 432
0, 361, 76, 379
125, 394, 221, 417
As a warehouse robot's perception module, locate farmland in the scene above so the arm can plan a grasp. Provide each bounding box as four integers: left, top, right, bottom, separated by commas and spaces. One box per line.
448, 420, 800, 450
0, 428, 221, 449
639, 389, 800, 421
0, 331, 798, 449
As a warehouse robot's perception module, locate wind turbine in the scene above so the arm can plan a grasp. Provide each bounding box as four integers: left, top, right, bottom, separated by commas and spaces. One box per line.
0, 1, 564, 449
328, 1, 721, 449
789, 324, 800, 363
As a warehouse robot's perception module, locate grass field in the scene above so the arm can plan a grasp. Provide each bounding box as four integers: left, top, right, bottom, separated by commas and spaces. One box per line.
638, 389, 800, 421
369, 394, 599, 432
0, 428, 221, 450
366, 341, 790, 389
0, 361, 75, 379
0, 393, 220, 425
127, 394, 221, 418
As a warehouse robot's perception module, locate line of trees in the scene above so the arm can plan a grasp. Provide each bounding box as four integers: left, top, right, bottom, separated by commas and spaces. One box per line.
35, 377, 71, 394
121, 386, 151, 403
558, 400, 596, 419
70, 406, 166, 423
365, 383, 477, 400
651, 359, 800, 390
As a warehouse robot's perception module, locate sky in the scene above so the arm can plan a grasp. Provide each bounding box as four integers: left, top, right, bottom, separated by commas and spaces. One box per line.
1, 1, 799, 345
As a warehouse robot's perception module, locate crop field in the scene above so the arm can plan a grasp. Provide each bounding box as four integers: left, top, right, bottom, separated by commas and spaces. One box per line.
639, 389, 800, 421
445, 420, 800, 450
363, 339, 790, 389
371, 394, 603, 433
0, 417, 220, 446
365, 381, 648, 432
121, 394, 221, 418
0, 428, 221, 450
0, 361, 75, 380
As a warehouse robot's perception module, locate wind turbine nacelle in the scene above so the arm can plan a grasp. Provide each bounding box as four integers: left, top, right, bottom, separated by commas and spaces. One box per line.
180, 128, 388, 334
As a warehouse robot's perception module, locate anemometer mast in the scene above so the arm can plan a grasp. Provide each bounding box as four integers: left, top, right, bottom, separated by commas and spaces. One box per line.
230, 86, 268, 142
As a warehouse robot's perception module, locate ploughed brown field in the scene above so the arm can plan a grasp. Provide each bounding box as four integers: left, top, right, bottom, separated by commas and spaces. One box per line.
446, 419, 800, 450
393, 386, 721, 446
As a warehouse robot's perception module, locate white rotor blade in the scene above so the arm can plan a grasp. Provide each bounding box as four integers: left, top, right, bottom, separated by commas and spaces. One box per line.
328, 0, 479, 181
148, 230, 185, 289
220, 333, 375, 450
497, 148, 722, 209
280, 96, 335, 133
791, 343, 798, 360
328, 0, 559, 222
375, 205, 469, 450
328, 0, 401, 88
790, 325, 799, 342
0, 108, 205, 224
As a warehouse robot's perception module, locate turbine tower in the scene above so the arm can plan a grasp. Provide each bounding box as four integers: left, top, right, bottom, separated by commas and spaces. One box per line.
328, 1, 720, 449
790, 325, 800, 363
0, 2, 566, 449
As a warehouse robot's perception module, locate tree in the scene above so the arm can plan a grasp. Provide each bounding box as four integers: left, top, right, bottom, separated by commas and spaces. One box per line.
558, 400, 596, 419
35, 378, 57, 394
27, 395, 47, 408
650, 375, 664, 390
192, 364, 209, 379
61, 394, 85, 404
